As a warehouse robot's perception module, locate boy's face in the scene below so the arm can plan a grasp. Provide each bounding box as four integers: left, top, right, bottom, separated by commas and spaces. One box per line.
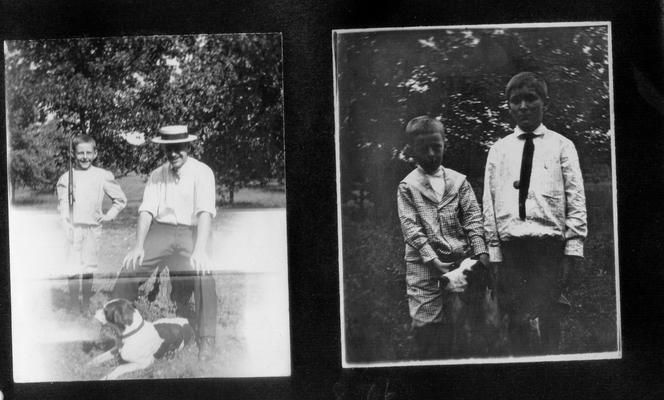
161, 143, 189, 170
74, 142, 97, 170
413, 131, 445, 174
508, 85, 544, 132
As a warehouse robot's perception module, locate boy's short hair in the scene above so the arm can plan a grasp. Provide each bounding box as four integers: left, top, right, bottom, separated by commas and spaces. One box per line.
505, 72, 548, 102
405, 116, 445, 141
72, 134, 96, 150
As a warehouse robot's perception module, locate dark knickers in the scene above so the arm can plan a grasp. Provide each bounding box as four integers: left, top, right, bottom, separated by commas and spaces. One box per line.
499, 238, 565, 354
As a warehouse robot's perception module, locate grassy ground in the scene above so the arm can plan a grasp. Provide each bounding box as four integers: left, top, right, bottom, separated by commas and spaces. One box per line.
39, 272, 263, 380
342, 181, 618, 363
10, 175, 289, 381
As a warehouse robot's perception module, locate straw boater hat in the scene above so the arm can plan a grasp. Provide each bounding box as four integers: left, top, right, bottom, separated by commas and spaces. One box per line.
151, 125, 198, 144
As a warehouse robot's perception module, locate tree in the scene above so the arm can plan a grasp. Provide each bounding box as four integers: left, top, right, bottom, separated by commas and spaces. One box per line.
9, 120, 68, 201
336, 26, 611, 218
160, 34, 284, 203
5, 34, 285, 204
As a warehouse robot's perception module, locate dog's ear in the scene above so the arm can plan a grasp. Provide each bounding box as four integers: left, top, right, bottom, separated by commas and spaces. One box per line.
110, 308, 126, 330
119, 300, 135, 326
105, 300, 134, 330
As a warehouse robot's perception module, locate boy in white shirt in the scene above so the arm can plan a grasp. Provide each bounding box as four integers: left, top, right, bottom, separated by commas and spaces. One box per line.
56, 134, 127, 313
483, 72, 587, 354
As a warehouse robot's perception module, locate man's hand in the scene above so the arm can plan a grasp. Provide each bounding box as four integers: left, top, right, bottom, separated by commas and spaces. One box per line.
122, 246, 145, 270
559, 255, 575, 290
478, 253, 490, 268
190, 247, 211, 273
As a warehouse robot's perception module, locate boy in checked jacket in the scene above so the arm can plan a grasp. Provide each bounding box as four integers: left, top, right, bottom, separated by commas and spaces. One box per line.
397, 116, 489, 359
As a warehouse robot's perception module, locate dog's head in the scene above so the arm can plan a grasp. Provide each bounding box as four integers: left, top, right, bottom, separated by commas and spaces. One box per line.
95, 298, 137, 332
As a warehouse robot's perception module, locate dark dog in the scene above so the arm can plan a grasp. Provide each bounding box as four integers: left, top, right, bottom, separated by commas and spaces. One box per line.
439, 258, 507, 357
89, 298, 194, 380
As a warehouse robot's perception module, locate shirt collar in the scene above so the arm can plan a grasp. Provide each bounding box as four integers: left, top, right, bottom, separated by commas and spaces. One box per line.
515, 124, 546, 138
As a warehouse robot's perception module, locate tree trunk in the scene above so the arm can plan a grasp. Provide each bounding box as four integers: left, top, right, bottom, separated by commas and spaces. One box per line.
229, 187, 235, 205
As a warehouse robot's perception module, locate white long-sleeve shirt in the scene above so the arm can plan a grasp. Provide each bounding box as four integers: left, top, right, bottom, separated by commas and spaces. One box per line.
56, 166, 127, 225
138, 157, 217, 226
482, 124, 587, 262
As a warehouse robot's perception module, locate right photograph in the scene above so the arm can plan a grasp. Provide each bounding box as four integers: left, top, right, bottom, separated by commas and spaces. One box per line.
334, 22, 620, 366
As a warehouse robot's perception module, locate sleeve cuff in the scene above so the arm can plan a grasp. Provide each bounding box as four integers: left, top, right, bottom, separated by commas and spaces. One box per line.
469, 235, 488, 256
195, 207, 217, 218
564, 238, 584, 258
489, 246, 503, 263
137, 207, 155, 217
419, 244, 438, 263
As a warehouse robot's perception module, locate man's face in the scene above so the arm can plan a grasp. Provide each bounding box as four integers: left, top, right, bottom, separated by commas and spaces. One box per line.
508, 86, 545, 132
74, 142, 97, 170
162, 143, 189, 170
413, 131, 445, 174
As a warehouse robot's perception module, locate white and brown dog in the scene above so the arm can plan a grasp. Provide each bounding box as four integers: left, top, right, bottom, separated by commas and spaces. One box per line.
439, 258, 507, 356
89, 298, 194, 380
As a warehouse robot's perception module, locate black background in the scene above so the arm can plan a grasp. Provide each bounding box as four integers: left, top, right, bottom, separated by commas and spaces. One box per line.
1, 1, 663, 399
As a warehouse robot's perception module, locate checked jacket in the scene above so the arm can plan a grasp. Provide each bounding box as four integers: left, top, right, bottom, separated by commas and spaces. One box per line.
397, 166, 487, 264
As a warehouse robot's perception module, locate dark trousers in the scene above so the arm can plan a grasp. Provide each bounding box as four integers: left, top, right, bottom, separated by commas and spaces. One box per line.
499, 239, 565, 355
411, 322, 453, 360
112, 222, 217, 338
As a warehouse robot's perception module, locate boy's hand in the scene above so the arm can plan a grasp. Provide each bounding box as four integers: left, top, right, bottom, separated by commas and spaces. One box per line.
427, 258, 451, 274
122, 247, 144, 270
559, 256, 575, 290
478, 253, 490, 268
97, 214, 114, 223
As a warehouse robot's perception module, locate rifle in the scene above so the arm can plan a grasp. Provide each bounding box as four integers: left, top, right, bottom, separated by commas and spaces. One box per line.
68, 135, 74, 222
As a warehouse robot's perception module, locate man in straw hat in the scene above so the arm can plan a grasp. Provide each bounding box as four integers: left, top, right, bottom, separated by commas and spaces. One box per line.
112, 125, 218, 361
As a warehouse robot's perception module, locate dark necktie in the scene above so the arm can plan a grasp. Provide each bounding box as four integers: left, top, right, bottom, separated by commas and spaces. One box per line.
518, 132, 535, 220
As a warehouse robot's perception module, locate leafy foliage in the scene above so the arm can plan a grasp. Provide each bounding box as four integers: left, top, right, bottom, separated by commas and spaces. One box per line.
9, 120, 68, 196
336, 26, 611, 217
5, 34, 284, 203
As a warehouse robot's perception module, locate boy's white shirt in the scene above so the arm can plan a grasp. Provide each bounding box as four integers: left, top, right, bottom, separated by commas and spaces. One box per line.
56, 166, 127, 225
482, 124, 587, 262
422, 165, 445, 201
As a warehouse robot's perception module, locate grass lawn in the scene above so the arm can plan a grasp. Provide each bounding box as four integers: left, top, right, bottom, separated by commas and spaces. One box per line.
10, 175, 290, 381
29, 272, 271, 381
342, 180, 619, 363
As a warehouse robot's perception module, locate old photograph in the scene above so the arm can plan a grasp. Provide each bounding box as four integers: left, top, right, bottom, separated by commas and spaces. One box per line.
6, 33, 290, 381
334, 22, 620, 367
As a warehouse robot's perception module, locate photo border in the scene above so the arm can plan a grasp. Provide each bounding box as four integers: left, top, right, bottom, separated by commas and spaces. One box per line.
334, 20, 622, 368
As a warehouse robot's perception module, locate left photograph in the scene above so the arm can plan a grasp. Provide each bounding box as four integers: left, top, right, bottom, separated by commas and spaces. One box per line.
5, 33, 290, 381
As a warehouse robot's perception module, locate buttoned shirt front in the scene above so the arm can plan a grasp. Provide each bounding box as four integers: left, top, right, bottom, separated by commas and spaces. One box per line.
398, 166, 487, 264
139, 157, 217, 226
482, 124, 587, 262
57, 166, 127, 226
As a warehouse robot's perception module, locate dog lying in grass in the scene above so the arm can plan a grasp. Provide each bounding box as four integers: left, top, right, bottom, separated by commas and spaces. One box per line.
89, 298, 194, 380
439, 258, 508, 357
